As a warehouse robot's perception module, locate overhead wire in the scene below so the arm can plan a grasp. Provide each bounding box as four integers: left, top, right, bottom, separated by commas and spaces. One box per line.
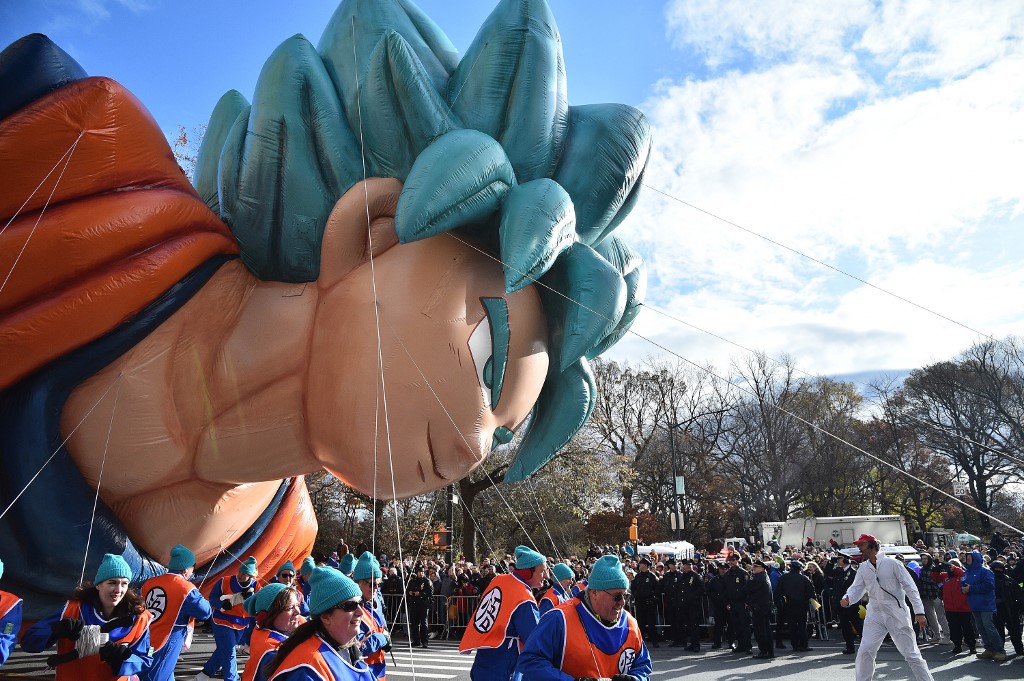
442, 232, 1023, 535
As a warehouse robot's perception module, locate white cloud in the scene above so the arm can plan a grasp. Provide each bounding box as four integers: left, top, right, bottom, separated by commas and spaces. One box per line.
615, 0, 1024, 380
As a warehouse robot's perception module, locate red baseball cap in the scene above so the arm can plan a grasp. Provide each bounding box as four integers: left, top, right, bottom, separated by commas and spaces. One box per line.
853, 533, 877, 545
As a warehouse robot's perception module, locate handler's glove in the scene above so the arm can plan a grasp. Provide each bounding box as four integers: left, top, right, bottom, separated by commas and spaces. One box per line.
74, 625, 108, 658
50, 618, 84, 640
99, 642, 132, 669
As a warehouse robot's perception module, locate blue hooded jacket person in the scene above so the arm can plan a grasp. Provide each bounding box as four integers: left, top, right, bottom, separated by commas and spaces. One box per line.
961, 550, 1003, 657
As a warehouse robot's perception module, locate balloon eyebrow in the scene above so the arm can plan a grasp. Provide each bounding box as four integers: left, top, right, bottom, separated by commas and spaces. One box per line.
481, 297, 509, 411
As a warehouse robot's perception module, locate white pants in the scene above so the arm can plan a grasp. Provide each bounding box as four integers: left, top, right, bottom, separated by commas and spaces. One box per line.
855, 605, 934, 681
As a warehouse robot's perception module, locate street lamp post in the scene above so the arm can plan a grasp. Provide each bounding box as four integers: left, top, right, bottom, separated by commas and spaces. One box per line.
667, 422, 685, 540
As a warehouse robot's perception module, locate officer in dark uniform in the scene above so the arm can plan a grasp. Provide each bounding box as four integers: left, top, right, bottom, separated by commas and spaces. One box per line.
406, 564, 434, 647
677, 558, 705, 652
707, 562, 731, 649
777, 560, 815, 652
829, 555, 859, 654
660, 558, 684, 646
722, 554, 751, 652
631, 557, 661, 647
745, 559, 775, 659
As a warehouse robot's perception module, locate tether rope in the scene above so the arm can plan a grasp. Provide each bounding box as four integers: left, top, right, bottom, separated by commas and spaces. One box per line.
78, 375, 122, 585
0, 131, 83, 239
644, 301, 1024, 470
443, 232, 1024, 535
0, 372, 122, 522
351, 17, 418, 675
1, 131, 84, 296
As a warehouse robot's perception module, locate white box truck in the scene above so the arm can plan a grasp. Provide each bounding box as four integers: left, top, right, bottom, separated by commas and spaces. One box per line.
779, 515, 908, 550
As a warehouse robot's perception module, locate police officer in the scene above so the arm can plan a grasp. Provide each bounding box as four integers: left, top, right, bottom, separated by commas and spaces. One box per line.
677, 559, 705, 652
745, 560, 775, 659
829, 555, 859, 654
631, 558, 661, 647
406, 565, 433, 648
661, 559, 683, 646
777, 560, 815, 652
707, 562, 731, 649
722, 554, 751, 653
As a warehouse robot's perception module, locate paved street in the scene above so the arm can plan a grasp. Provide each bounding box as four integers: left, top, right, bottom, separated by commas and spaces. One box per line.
3, 632, 1021, 680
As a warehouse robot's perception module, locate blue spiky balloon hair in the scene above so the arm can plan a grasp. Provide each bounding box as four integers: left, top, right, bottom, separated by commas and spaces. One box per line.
193, 0, 651, 482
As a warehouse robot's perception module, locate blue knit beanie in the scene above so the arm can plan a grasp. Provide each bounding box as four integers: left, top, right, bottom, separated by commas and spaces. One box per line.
553, 563, 574, 581
245, 582, 289, 617
278, 560, 296, 576
300, 557, 316, 576
339, 553, 356, 575
94, 554, 133, 584
168, 544, 196, 571
308, 566, 361, 615
239, 556, 258, 577
587, 555, 629, 591
514, 545, 545, 569
353, 552, 382, 581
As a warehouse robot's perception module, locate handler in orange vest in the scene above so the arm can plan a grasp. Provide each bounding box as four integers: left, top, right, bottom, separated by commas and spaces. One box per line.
460, 545, 546, 681
538, 563, 576, 616
199, 556, 260, 681
517, 555, 653, 681
21, 553, 153, 680
0, 556, 23, 667
352, 552, 389, 679
139, 545, 212, 681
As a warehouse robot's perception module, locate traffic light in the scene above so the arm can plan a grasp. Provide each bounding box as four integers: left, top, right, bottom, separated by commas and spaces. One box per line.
629, 517, 638, 541
432, 528, 451, 548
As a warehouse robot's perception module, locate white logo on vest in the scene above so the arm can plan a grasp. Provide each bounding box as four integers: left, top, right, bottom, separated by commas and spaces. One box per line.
474, 587, 503, 632
145, 586, 168, 622
618, 647, 636, 674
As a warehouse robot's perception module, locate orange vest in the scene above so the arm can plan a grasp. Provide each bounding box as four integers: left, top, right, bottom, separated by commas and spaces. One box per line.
243, 627, 288, 681
540, 584, 569, 612
459, 574, 536, 653
557, 598, 642, 679
269, 634, 373, 680
141, 573, 196, 652
55, 600, 151, 681
0, 590, 21, 623
213, 576, 258, 630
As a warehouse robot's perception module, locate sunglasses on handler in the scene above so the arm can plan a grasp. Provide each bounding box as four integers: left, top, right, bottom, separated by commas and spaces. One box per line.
602, 591, 629, 603
329, 600, 363, 613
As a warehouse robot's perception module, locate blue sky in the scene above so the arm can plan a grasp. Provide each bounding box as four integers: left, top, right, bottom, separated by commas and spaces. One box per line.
3, 0, 1023, 384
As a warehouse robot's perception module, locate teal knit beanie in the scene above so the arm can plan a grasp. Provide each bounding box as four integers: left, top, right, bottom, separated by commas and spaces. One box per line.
239, 556, 258, 577
353, 552, 382, 581
587, 555, 629, 591
308, 566, 361, 615
168, 544, 196, 571
278, 560, 296, 576
94, 554, 133, 584
339, 553, 356, 575
514, 545, 545, 569
245, 582, 289, 616
553, 563, 574, 581
300, 557, 316, 576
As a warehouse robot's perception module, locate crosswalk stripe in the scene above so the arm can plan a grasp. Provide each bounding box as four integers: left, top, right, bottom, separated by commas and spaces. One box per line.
386, 672, 456, 679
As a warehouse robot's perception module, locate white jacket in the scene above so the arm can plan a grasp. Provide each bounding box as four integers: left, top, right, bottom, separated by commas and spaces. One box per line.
843, 555, 925, 615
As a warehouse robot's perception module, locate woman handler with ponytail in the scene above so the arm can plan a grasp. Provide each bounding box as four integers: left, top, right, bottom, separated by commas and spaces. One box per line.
261, 567, 373, 680
21, 554, 153, 680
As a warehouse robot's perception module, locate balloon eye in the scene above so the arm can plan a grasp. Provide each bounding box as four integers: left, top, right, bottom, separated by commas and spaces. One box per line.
483, 357, 494, 389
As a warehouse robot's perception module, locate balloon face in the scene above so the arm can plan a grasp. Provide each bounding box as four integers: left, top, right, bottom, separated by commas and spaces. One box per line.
308, 231, 549, 498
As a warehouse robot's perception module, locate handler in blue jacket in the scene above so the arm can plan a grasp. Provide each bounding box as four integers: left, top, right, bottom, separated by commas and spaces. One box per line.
517, 555, 652, 681
0, 557, 23, 667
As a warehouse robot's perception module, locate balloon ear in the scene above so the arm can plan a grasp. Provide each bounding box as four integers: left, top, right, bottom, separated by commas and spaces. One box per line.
319, 178, 403, 289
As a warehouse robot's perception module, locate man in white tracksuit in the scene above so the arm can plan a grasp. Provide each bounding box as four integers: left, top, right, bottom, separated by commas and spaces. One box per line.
840, 533, 934, 681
